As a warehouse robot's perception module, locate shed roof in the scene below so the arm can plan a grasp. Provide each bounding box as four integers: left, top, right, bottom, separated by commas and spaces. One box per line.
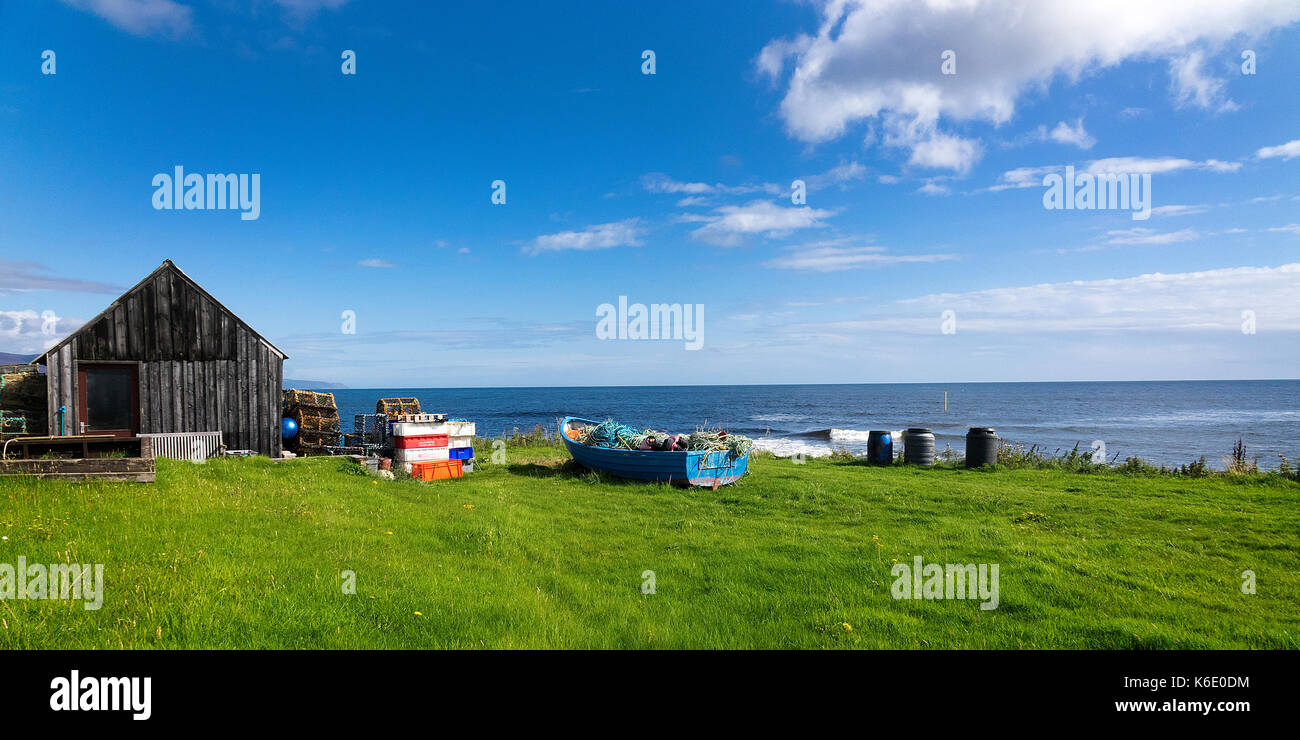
34, 260, 288, 364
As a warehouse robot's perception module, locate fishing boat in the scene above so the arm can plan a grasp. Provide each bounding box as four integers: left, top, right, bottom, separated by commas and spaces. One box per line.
559, 416, 749, 487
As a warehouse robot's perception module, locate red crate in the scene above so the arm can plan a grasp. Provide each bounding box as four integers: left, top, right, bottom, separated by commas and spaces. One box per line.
394, 434, 449, 449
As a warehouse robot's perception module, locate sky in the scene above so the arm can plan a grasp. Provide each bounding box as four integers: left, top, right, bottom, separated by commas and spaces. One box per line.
0, 0, 1297, 387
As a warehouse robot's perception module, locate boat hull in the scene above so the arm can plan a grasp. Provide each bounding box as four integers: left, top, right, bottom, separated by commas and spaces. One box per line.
560, 417, 748, 487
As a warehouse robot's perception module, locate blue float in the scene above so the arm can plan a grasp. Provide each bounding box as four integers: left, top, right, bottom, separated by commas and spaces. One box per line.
281, 417, 298, 439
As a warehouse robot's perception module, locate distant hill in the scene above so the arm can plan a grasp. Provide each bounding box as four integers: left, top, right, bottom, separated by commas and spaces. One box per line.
0, 351, 36, 366
283, 379, 348, 390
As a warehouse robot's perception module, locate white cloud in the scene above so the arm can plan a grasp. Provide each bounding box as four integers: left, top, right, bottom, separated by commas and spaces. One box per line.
61, 0, 194, 38
1169, 51, 1240, 112
0, 310, 83, 354
1149, 204, 1210, 217
890, 263, 1300, 332
764, 240, 957, 272
801, 161, 868, 191
1104, 228, 1201, 245
987, 155, 1242, 192
0, 260, 121, 295
1256, 139, 1300, 160
877, 174, 902, 184
689, 202, 833, 246
1268, 224, 1300, 235
1048, 119, 1096, 149
917, 180, 951, 196
527, 219, 643, 255
757, 0, 1299, 170
358, 259, 395, 268
641, 173, 778, 197
1084, 156, 1241, 175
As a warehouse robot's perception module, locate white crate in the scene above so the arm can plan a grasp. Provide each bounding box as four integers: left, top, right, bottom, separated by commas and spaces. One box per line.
394, 447, 450, 463
391, 422, 448, 437
449, 435, 473, 449
446, 421, 475, 437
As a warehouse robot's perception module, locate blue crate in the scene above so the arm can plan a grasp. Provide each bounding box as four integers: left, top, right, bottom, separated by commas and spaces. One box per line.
449, 446, 474, 460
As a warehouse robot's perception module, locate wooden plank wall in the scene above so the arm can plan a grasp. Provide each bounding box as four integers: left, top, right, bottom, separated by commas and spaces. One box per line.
43, 266, 283, 456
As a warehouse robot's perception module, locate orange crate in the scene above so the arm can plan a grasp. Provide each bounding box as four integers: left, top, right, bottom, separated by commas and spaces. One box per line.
412, 459, 463, 481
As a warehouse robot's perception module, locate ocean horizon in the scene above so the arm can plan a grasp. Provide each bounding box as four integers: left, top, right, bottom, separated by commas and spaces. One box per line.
315, 379, 1300, 470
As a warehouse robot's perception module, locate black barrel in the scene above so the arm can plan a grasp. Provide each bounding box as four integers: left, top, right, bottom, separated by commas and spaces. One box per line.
903, 428, 935, 466
965, 427, 999, 468
867, 430, 893, 465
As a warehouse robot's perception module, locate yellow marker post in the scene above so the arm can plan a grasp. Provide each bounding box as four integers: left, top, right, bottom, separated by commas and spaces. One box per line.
944, 390, 948, 413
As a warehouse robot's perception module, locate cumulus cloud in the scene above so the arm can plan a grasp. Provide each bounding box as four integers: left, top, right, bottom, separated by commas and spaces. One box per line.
757, 0, 1299, 171
0, 310, 81, 354
527, 219, 643, 255
61, 0, 194, 38
1169, 51, 1239, 112
357, 259, 395, 268
1256, 139, 1300, 160
1047, 119, 1096, 149
689, 202, 833, 246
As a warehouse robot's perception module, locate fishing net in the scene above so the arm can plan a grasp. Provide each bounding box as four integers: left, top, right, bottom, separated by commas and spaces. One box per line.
575, 418, 752, 457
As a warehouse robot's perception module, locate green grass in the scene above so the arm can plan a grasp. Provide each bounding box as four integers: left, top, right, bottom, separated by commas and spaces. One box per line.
1, 445, 1297, 649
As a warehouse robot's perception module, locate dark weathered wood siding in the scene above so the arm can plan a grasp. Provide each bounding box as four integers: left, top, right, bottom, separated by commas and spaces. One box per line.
41, 262, 285, 456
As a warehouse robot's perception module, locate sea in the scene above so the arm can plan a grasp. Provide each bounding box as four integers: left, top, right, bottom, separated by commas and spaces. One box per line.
321, 380, 1299, 470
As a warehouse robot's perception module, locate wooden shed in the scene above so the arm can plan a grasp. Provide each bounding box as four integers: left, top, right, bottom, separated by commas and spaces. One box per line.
34, 260, 288, 456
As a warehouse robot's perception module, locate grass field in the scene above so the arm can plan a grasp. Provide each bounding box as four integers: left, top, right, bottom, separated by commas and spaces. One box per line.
1, 444, 1297, 649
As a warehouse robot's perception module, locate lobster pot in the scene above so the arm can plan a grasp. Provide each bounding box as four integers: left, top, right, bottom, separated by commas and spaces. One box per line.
965, 427, 999, 468
867, 430, 893, 465
903, 428, 935, 467
377, 398, 421, 418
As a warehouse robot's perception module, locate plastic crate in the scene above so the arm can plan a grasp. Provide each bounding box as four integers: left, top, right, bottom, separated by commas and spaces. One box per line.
394, 434, 449, 449
412, 459, 462, 481
394, 447, 450, 463
449, 434, 473, 449
446, 421, 476, 437
449, 446, 473, 460
391, 422, 449, 437
461, 460, 474, 474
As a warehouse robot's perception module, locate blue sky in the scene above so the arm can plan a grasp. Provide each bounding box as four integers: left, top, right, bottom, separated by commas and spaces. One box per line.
1, 0, 1297, 387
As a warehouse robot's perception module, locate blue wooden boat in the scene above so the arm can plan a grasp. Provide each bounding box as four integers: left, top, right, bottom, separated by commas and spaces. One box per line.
560, 417, 749, 487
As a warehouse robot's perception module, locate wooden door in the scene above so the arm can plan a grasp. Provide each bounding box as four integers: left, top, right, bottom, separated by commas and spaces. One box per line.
77, 364, 139, 437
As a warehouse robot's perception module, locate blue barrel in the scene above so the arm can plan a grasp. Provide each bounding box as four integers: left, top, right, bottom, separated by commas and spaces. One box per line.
867, 431, 893, 465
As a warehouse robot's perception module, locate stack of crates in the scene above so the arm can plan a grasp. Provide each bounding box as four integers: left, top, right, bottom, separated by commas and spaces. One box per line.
446, 419, 475, 473
391, 419, 449, 471
378, 397, 477, 479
